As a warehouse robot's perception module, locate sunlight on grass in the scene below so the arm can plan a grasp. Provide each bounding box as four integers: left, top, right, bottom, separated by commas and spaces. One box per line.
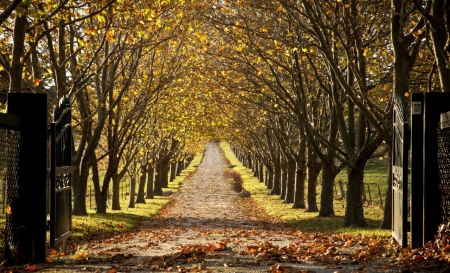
71, 152, 203, 240
220, 142, 391, 238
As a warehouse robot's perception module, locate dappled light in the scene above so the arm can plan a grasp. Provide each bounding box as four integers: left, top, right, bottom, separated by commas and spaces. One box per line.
1, 0, 450, 272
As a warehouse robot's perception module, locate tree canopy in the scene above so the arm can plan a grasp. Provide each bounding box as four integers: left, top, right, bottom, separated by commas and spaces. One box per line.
0, 0, 446, 227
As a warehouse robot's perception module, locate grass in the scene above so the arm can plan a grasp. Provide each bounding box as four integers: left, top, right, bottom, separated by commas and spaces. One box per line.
1, 143, 391, 253
0, 152, 204, 254
69, 152, 204, 242
220, 142, 391, 238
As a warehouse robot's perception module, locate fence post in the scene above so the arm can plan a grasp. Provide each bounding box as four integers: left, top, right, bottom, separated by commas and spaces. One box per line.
90, 186, 92, 210
5, 93, 47, 265
367, 184, 372, 204
338, 180, 346, 199
378, 185, 384, 210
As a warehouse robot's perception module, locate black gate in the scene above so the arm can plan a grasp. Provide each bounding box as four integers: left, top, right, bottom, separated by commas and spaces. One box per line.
1, 93, 72, 265
4, 93, 48, 265
49, 95, 72, 247
392, 94, 409, 247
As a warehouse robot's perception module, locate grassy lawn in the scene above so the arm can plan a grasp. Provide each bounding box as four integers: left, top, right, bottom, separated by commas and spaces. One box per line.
71, 153, 204, 240
0, 143, 391, 252
220, 143, 391, 238
0, 152, 204, 252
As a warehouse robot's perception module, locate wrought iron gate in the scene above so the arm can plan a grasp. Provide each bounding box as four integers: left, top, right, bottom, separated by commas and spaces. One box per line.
49, 95, 72, 247
4, 93, 48, 265
392, 94, 409, 247
1, 93, 72, 265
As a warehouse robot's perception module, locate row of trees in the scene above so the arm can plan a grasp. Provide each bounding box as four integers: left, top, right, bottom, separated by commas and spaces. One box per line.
191, 0, 450, 228
2, 0, 450, 227
0, 0, 223, 216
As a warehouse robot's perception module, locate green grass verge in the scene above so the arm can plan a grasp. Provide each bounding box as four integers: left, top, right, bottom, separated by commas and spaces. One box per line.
220, 142, 391, 238
70, 152, 204, 242
0, 153, 203, 253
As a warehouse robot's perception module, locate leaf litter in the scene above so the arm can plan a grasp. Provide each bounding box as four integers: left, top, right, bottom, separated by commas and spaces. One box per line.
17, 143, 450, 272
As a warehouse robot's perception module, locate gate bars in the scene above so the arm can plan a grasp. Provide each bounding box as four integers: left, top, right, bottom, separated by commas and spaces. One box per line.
392, 94, 409, 247
49, 95, 72, 247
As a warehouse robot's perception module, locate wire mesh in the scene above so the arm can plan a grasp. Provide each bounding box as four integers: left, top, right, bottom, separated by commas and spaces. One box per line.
0, 130, 20, 214
437, 125, 450, 224
0, 129, 20, 260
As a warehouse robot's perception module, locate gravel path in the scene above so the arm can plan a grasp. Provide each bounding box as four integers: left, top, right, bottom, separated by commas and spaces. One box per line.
36, 143, 402, 273
162, 142, 251, 228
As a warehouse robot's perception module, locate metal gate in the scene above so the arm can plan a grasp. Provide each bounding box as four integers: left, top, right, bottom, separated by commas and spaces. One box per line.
49, 95, 72, 247
392, 94, 409, 247
4, 93, 48, 265
0, 112, 22, 262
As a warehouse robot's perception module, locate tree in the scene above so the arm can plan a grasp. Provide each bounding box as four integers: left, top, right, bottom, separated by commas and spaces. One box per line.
413, 0, 450, 92
383, 0, 428, 228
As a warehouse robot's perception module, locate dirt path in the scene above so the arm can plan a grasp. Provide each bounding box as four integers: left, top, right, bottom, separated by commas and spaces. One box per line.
38, 143, 402, 273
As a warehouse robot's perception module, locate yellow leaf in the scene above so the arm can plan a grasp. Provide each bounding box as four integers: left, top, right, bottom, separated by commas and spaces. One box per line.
34, 78, 41, 86
6, 205, 11, 215
106, 31, 114, 41
97, 15, 106, 23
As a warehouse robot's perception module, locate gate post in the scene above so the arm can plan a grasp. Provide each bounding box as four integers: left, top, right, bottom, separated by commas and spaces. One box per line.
411, 93, 424, 248
411, 92, 450, 247
5, 93, 47, 265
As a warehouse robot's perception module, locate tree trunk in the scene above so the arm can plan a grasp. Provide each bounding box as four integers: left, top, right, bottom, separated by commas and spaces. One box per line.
128, 177, 136, 208
160, 159, 170, 188
73, 149, 94, 215
154, 162, 163, 196
170, 161, 176, 182
344, 160, 368, 227
253, 157, 258, 177
259, 162, 264, 182
305, 166, 320, 213
111, 171, 121, 210
292, 165, 306, 209
271, 163, 281, 195
9, 10, 26, 93
186, 155, 193, 166
266, 165, 273, 189
94, 167, 108, 214
176, 160, 184, 176
319, 161, 336, 217
146, 166, 155, 199
72, 165, 88, 215
285, 156, 296, 204
280, 163, 287, 200
136, 167, 147, 203
381, 147, 393, 229
427, 1, 450, 92
91, 157, 105, 214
